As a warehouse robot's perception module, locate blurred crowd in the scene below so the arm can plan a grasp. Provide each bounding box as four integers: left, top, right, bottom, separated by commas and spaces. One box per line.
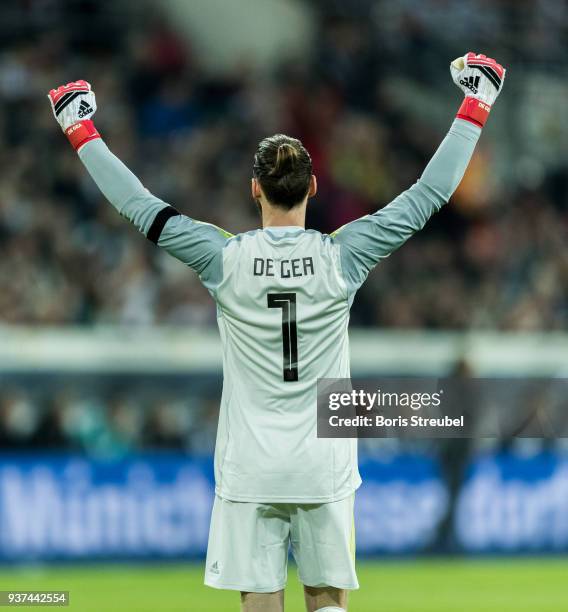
0, 379, 220, 456
2, 372, 566, 456
0, 0, 567, 331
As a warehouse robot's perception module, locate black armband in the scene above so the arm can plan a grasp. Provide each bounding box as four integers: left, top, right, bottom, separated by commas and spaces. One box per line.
146, 206, 181, 244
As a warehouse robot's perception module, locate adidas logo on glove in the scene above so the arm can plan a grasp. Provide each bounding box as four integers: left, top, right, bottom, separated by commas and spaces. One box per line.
459, 75, 480, 94
78, 99, 94, 118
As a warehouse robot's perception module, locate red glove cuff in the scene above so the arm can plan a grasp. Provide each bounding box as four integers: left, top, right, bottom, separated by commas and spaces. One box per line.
456, 96, 491, 128
65, 120, 101, 151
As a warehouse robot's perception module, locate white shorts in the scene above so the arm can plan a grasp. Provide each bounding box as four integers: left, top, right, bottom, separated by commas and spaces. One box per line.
204, 494, 358, 593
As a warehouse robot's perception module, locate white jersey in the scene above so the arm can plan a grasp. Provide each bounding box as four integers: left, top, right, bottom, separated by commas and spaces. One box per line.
214, 227, 358, 501
79, 118, 481, 502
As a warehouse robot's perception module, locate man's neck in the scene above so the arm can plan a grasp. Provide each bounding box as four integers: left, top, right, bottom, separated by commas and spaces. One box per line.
261, 203, 306, 229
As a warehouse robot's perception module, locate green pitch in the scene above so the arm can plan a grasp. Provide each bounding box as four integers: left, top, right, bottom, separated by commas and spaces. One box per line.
1, 559, 566, 611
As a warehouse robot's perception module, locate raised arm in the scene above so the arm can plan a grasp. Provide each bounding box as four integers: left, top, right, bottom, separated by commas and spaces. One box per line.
47, 81, 230, 293
333, 52, 505, 295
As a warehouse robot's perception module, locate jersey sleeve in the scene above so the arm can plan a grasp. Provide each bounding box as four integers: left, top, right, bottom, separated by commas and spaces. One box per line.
77, 138, 231, 292
332, 118, 481, 295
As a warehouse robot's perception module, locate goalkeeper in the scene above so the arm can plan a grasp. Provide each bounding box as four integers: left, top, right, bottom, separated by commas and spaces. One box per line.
48, 53, 504, 612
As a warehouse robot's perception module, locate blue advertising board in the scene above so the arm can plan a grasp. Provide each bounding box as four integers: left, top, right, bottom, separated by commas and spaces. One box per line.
0, 455, 214, 560
0, 451, 566, 560
455, 450, 568, 552
356, 453, 447, 553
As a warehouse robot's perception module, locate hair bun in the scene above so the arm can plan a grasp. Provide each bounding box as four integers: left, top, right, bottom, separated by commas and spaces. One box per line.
271, 143, 298, 176
252, 133, 312, 207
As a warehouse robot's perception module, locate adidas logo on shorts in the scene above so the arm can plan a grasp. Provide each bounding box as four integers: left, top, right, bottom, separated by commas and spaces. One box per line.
209, 561, 220, 575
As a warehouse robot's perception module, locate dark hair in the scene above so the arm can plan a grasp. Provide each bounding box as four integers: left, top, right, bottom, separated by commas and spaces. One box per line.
253, 134, 313, 208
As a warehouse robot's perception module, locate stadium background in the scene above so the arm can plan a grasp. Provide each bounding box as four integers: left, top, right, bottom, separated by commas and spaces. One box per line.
0, 0, 567, 610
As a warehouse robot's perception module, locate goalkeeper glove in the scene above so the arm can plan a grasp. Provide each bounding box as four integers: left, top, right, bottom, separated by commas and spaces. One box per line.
47, 80, 101, 150
450, 52, 506, 128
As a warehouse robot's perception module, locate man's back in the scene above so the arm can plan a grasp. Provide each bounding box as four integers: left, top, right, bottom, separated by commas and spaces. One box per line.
214, 227, 359, 502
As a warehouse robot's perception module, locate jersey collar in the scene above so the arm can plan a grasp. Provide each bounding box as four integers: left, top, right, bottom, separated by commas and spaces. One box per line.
263, 226, 305, 236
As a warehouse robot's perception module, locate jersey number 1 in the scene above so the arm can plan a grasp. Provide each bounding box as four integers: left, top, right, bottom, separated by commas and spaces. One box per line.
267, 293, 298, 382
